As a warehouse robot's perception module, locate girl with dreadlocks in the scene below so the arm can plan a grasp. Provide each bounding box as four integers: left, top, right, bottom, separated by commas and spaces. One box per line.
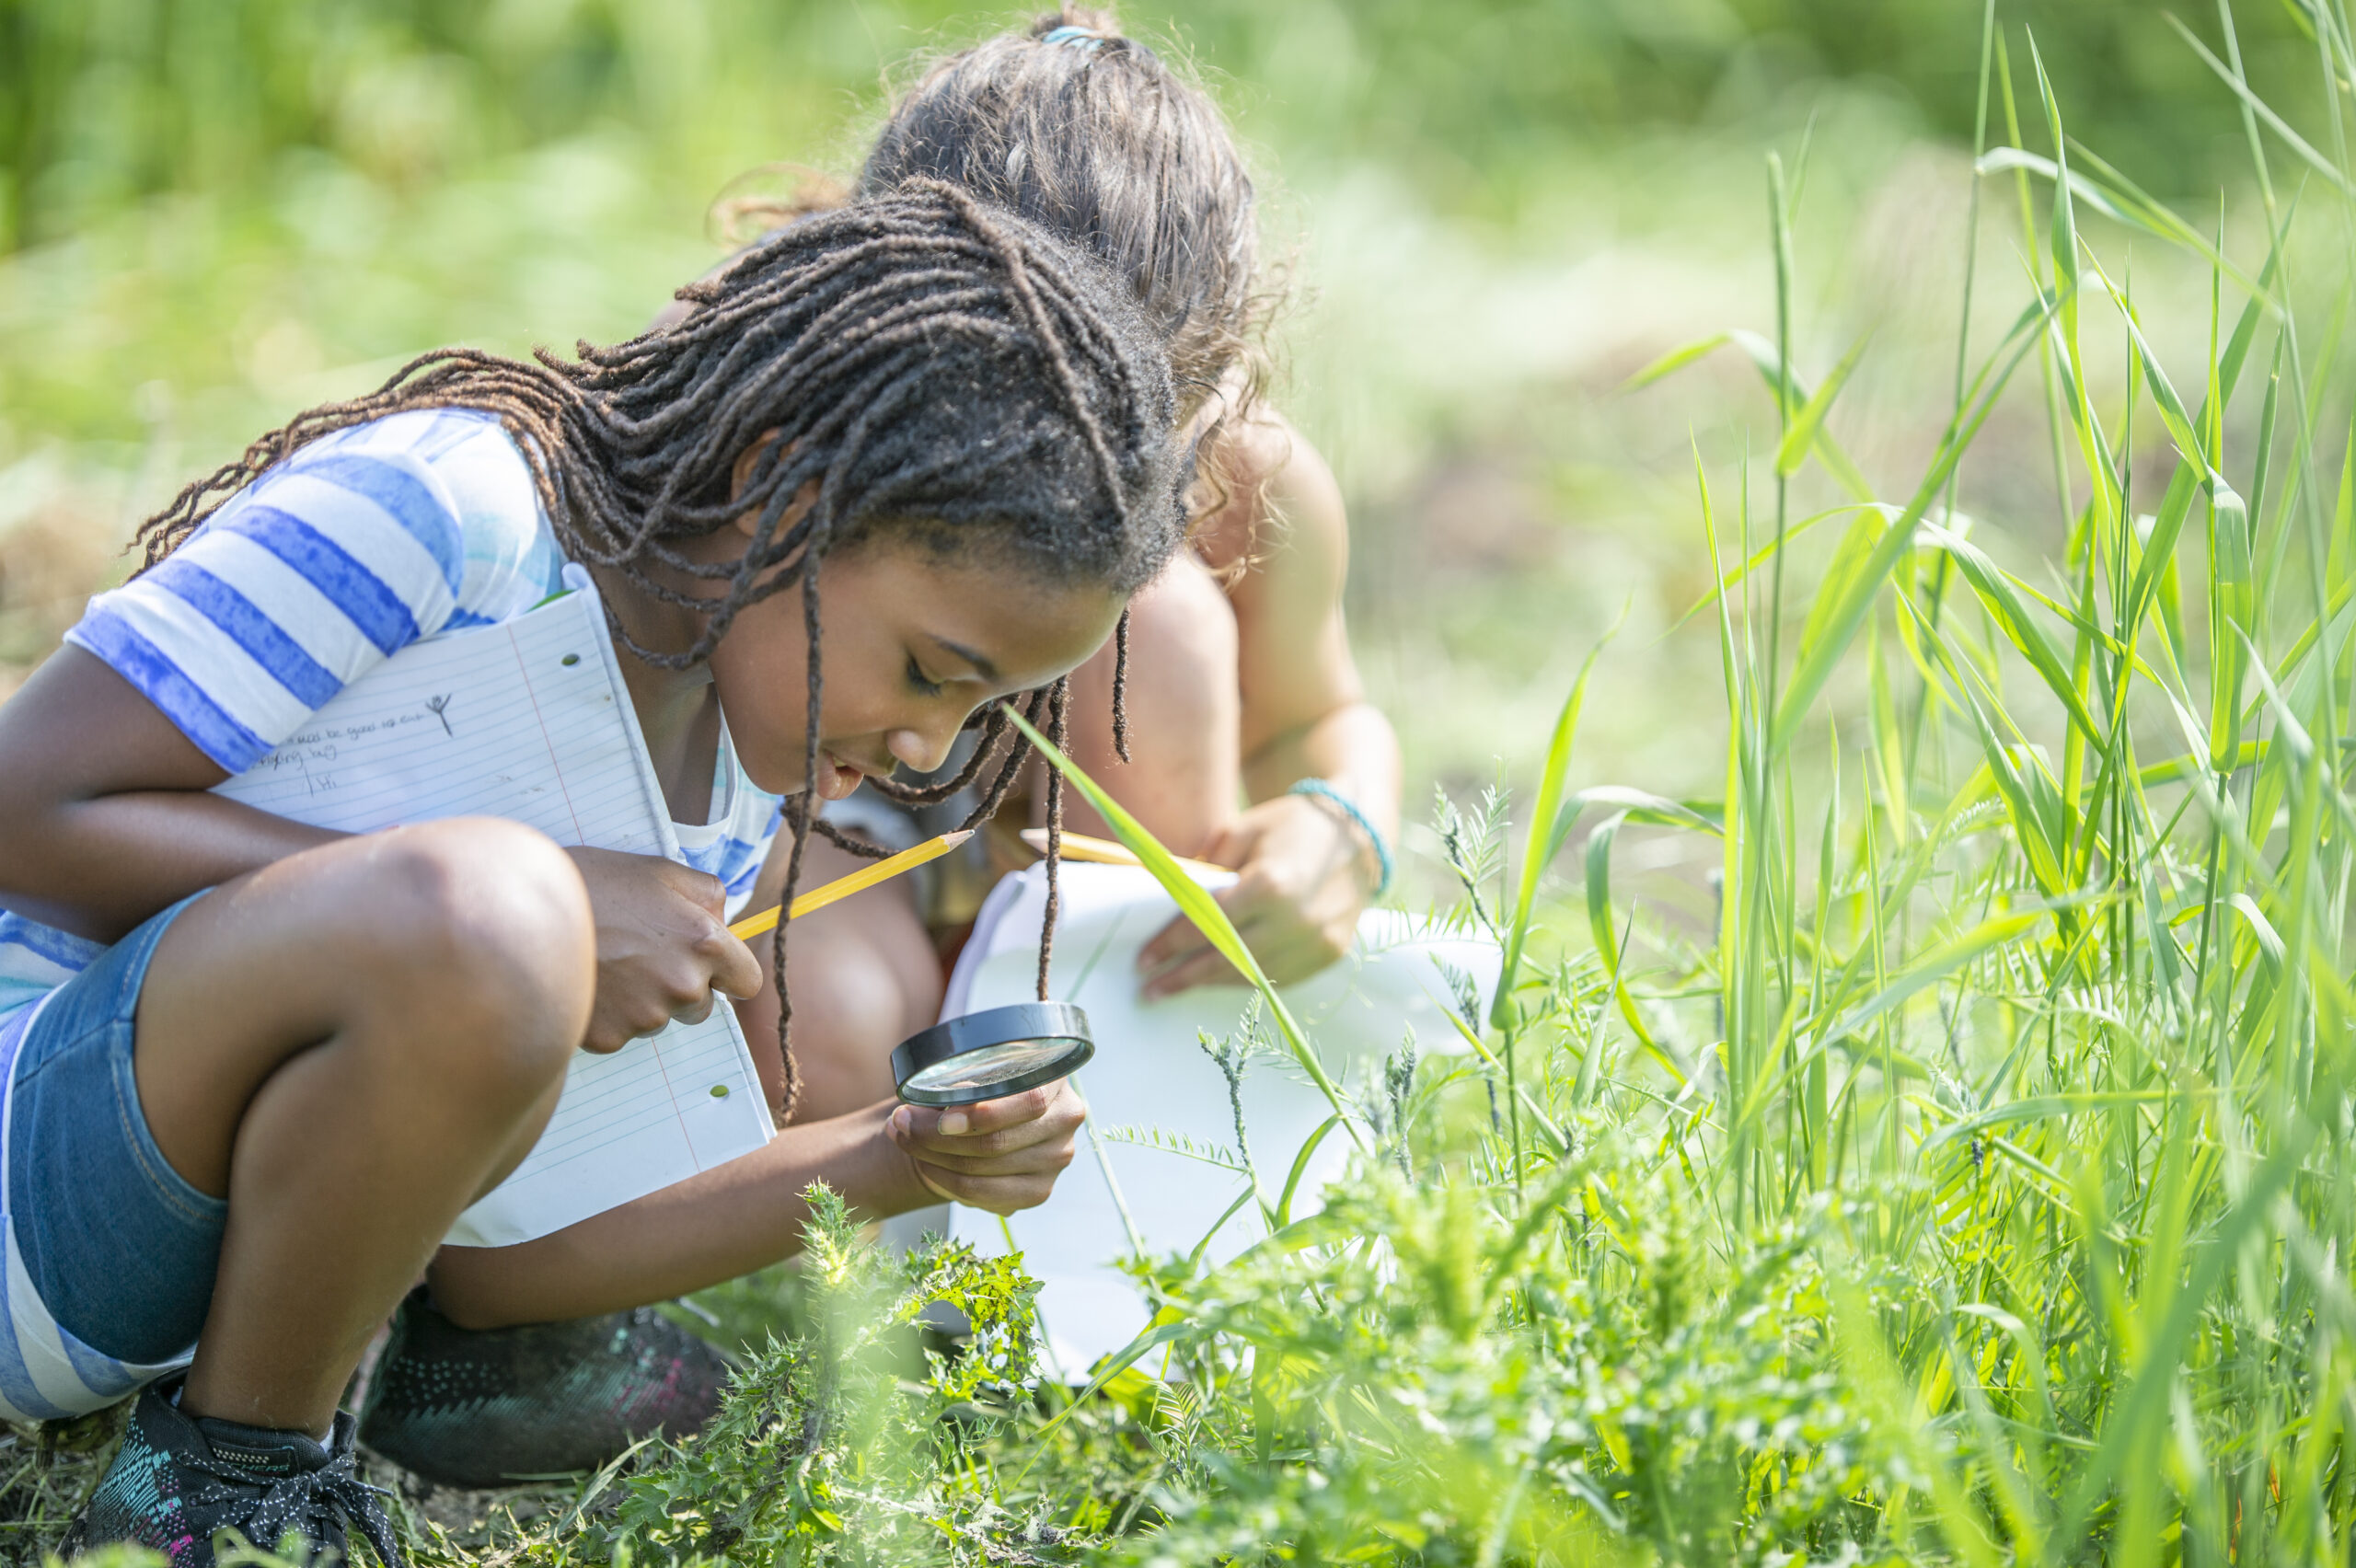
0, 185, 1179, 1565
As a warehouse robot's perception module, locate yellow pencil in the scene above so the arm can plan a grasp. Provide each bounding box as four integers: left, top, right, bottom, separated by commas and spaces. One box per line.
727, 829, 972, 940
1019, 827, 1226, 879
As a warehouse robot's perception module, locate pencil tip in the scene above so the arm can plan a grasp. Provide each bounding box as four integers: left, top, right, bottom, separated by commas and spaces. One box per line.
942, 829, 975, 847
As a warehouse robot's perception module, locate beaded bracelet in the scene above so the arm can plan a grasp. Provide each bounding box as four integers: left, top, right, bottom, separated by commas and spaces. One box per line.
1288, 778, 1394, 898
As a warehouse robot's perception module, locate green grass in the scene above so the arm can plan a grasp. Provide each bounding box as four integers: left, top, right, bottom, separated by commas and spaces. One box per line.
11, 0, 2356, 1562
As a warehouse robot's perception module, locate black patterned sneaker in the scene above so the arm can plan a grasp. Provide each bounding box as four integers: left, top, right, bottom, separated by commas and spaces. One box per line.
64, 1378, 401, 1567
356, 1289, 731, 1489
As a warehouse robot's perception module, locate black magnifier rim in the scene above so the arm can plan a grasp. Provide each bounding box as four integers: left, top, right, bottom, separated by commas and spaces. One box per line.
892, 1001, 1095, 1107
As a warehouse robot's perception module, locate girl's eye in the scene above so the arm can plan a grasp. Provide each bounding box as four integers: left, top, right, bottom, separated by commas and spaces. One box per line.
905, 656, 945, 698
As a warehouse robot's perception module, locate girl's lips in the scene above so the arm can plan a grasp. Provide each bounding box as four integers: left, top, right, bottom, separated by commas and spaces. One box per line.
814, 753, 864, 801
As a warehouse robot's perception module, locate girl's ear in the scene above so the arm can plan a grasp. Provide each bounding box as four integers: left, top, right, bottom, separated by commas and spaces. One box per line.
730, 428, 786, 503
729, 429, 817, 541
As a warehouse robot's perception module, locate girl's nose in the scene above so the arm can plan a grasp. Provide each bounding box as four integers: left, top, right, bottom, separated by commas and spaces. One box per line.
887, 725, 954, 776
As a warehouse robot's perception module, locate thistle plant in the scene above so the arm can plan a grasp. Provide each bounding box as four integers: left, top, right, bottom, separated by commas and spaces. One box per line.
602, 1186, 1047, 1566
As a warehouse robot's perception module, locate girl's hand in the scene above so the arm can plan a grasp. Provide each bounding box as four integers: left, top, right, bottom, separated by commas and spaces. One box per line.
564, 847, 764, 1053
884, 1080, 1085, 1214
1137, 792, 1378, 997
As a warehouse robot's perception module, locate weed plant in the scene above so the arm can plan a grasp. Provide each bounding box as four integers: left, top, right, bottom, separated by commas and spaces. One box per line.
22, 2, 2356, 1563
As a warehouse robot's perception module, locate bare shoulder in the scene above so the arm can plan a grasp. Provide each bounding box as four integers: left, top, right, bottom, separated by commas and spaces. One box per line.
1192, 409, 1348, 589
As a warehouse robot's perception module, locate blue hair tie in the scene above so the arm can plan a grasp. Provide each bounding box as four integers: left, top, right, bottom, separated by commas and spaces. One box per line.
1040, 24, 1109, 52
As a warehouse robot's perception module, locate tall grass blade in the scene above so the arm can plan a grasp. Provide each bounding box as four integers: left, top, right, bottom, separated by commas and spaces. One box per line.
2054, 1129, 2314, 1545
1491, 630, 1612, 1031
1630, 330, 1877, 501
1771, 293, 2056, 750
1004, 707, 1360, 1141
1977, 145, 2266, 294
1773, 336, 1871, 480
2170, 13, 2356, 196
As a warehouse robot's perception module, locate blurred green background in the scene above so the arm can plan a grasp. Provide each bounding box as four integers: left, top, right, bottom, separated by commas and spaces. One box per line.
0, 0, 2328, 882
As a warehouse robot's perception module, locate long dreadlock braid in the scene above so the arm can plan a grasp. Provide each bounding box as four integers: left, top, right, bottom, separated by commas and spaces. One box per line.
133, 181, 1183, 1123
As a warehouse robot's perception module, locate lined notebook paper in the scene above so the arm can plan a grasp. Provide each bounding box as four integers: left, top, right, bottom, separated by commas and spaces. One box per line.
213, 566, 774, 1247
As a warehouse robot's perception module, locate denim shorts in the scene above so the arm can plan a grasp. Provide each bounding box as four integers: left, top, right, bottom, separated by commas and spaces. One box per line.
6, 894, 225, 1366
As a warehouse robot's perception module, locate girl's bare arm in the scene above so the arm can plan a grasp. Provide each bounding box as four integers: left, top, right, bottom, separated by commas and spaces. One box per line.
1218, 414, 1402, 836
0, 648, 337, 941
1128, 412, 1404, 992
428, 824, 1081, 1326
422, 1084, 1083, 1325
0, 648, 762, 1050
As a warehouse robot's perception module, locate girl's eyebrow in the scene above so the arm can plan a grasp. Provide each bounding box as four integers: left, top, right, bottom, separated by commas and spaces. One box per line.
925, 634, 998, 680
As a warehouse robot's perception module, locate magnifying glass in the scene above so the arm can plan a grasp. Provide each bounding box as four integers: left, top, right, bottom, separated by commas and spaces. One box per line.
892, 1002, 1096, 1107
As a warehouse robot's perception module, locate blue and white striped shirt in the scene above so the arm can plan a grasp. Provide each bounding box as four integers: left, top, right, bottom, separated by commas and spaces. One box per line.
0, 408, 783, 1420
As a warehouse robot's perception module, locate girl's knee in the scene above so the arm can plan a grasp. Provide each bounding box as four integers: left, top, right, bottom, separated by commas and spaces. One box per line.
349, 820, 594, 1066
787, 903, 941, 1050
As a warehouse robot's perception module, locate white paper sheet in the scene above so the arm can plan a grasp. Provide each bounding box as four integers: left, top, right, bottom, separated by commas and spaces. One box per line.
941, 861, 1500, 1375
213, 566, 773, 1246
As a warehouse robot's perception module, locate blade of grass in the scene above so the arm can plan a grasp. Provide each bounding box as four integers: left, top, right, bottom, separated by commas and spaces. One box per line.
1004, 707, 1362, 1145
1774, 330, 1874, 480
1978, 144, 2267, 296
1491, 627, 1614, 1032
1772, 289, 2058, 750
2170, 13, 2356, 197
1917, 519, 2112, 757
2054, 1126, 2313, 1544
1628, 329, 1878, 501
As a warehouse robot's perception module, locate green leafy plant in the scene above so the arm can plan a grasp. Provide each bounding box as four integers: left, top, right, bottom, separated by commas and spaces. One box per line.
603, 1186, 1052, 1566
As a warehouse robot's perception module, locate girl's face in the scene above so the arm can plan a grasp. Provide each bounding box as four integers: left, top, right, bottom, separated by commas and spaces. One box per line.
704, 534, 1126, 800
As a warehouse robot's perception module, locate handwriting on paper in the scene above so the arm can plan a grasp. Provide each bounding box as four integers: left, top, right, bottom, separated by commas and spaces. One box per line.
244, 698, 466, 794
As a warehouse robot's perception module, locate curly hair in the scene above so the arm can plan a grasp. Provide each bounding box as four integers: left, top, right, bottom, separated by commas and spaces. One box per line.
858, 7, 1288, 566
134, 181, 1184, 1121
858, 9, 1268, 418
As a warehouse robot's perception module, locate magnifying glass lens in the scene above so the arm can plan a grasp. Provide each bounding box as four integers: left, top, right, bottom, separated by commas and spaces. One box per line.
893, 1002, 1095, 1107
902, 1037, 1076, 1096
